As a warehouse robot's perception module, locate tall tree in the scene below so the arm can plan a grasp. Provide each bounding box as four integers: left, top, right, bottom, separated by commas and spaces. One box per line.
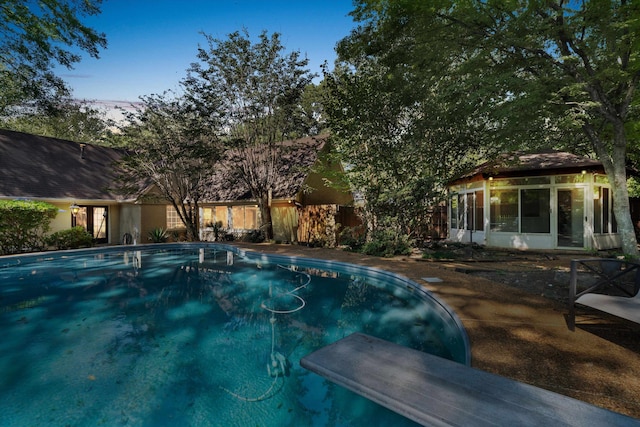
184, 30, 316, 239
0, 0, 106, 115
339, 0, 640, 256
115, 92, 222, 241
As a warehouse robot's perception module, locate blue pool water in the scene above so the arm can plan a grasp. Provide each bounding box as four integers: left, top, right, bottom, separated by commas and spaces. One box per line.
0, 244, 469, 426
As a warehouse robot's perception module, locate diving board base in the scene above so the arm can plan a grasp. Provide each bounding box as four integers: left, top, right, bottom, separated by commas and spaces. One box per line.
300, 333, 639, 427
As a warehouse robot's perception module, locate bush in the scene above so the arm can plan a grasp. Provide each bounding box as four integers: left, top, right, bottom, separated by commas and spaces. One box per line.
0, 200, 58, 254
245, 229, 265, 243
361, 230, 412, 258
45, 227, 94, 250
148, 227, 169, 243
338, 225, 366, 252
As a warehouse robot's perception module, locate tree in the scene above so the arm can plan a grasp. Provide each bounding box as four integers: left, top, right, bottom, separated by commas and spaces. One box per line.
115, 92, 222, 241
0, 0, 106, 115
184, 30, 316, 239
338, 0, 640, 256
0, 99, 114, 145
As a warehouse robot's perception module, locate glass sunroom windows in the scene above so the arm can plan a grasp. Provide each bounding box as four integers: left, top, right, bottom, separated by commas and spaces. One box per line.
490, 188, 550, 233
450, 191, 483, 231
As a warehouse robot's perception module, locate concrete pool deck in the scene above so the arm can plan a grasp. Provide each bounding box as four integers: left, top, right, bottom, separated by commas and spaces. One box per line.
235, 243, 640, 420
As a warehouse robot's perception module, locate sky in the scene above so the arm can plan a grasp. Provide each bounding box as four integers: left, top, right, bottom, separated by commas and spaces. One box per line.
58, 0, 357, 106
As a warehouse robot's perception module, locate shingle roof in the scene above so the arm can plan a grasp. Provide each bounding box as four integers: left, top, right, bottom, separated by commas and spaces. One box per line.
203, 135, 327, 202
450, 150, 604, 185
0, 129, 126, 201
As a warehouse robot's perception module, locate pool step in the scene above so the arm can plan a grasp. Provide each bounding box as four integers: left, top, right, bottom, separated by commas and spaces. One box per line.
300, 333, 639, 427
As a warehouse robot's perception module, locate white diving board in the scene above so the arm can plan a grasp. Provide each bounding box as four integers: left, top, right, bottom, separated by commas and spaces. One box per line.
300, 333, 640, 427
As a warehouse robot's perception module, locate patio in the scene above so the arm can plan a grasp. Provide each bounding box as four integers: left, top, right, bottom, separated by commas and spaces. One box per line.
235, 242, 640, 420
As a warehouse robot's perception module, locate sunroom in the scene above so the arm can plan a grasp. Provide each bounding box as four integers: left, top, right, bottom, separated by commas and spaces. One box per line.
447, 151, 620, 251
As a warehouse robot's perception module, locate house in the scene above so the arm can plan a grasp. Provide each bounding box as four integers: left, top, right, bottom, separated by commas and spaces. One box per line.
446, 151, 621, 251
0, 129, 130, 244
198, 135, 357, 245
0, 129, 356, 247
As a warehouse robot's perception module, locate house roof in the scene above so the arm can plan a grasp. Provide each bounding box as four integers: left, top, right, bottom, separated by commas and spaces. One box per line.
0, 129, 126, 201
203, 135, 327, 202
449, 150, 604, 185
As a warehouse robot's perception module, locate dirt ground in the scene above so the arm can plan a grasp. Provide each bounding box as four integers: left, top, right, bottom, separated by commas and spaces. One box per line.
234, 242, 640, 421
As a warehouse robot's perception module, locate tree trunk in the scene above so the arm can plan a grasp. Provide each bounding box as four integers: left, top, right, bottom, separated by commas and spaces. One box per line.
591, 123, 639, 257
258, 194, 274, 240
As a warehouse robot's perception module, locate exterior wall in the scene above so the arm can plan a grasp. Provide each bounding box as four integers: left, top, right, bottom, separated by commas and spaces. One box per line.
448, 173, 620, 251
140, 204, 167, 244
271, 204, 298, 242
47, 201, 74, 233
25, 199, 125, 245
301, 170, 353, 206
119, 204, 142, 244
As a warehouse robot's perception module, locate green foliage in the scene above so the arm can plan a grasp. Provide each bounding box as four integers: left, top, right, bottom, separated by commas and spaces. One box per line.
115, 93, 222, 241
335, 0, 640, 256
628, 177, 640, 198
0, 0, 106, 115
184, 29, 317, 239
45, 227, 93, 250
0, 100, 115, 145
0, 200, 58, 254
148, 227, 169, 243
360, 230, 412, 258
338, 225, 366, 252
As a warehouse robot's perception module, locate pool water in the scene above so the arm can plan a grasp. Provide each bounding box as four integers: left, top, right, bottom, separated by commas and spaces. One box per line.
0, 244, 469, 426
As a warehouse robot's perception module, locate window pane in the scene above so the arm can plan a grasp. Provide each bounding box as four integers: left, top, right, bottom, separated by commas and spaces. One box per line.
490, 189, 518, 232
594, 187, 602, 233
458, 194, 465, 229
214, 206, 228, 228
520, 189, 550, 233
450, 196, 458, 229
203, 208, 213, 226
474, 191, 484, 231
245, 206, 258, 229
166, 206, 183, 229
465, 194, 473, 231
231, 206, 245, 229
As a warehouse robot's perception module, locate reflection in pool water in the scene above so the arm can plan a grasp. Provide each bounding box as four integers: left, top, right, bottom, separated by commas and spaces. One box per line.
0, 244, 468, 426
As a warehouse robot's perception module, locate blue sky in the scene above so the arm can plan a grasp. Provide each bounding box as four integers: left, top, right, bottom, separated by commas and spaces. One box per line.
60, 0, 357, 103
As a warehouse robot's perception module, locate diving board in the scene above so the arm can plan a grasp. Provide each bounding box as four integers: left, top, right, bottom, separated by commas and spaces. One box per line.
300, 333, 639, 427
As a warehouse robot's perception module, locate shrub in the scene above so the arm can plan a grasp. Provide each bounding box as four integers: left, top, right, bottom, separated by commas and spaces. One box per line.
0, 200, 58, 254
338, 225, 366, 252
45, 227, 94, 250
361, 230, 412, 258
245, 229, 265, 243
148, 227, 169, 243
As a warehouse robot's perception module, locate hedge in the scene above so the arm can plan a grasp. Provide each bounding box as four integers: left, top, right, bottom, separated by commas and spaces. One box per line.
0, 200, 58, 255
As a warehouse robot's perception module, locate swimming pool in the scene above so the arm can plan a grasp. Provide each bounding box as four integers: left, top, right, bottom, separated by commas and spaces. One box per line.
0, 243, 469, 426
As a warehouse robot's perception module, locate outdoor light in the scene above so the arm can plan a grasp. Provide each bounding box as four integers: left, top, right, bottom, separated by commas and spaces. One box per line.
70, 203, 80, 216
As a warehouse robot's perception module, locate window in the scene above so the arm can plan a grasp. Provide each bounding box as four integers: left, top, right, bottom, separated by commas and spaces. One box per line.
166, 206, 184, 229
203, 206, 229, 228
594, 186, 602, 233
450, 195, 458, 229
474, 191, 484, 231
231, 205, 258, 229
490, 189, 518, 232
73, 206, 108, 242
520, 189, 550, 233
451, 191, 484, 231
594, 187, 617, 234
